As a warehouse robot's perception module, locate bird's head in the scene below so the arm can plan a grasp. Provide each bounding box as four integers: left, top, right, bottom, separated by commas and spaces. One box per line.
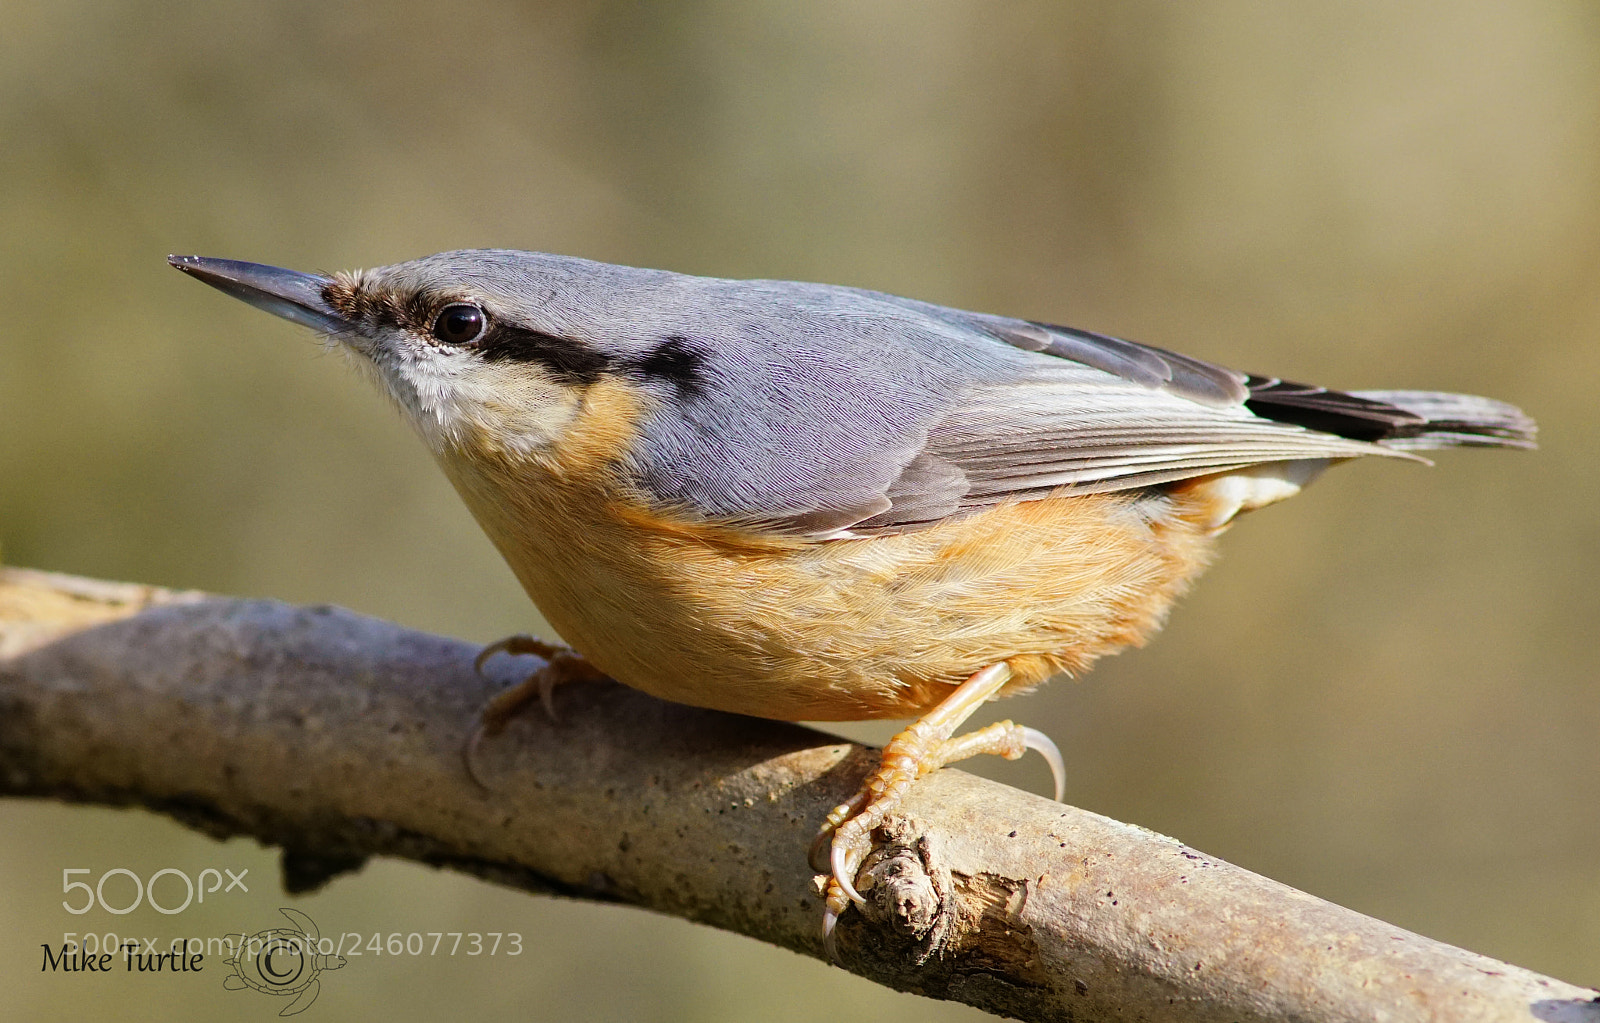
168, 251, 690, 462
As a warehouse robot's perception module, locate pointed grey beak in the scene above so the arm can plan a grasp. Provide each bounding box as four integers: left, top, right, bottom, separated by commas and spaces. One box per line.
168, 255, 352, 334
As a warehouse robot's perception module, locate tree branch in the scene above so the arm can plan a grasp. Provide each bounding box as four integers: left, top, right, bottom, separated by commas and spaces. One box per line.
1, 565, 1594, 1022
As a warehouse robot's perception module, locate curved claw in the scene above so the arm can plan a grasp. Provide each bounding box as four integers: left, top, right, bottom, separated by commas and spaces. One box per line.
1021, 726, 1066, 802
807, 828, 832, 875
473, 635, 525, 675
535, 671, 561, 723
461, 724, 494, 793
822, 903, 841, 962
830, 840, 865, 907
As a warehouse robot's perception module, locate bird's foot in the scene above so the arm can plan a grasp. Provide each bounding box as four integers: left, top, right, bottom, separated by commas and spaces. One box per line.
464, 635, 604, 788
811, 662, 1064, 954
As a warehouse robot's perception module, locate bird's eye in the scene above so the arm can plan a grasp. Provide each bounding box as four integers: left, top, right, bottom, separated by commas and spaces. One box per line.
432, 303, 487, 345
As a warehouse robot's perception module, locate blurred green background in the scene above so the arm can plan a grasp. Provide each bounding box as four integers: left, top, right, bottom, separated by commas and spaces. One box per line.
2, 2, 1598, 1019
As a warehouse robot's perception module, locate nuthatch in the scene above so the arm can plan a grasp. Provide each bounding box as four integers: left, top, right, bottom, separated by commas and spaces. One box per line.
169, 250, 1536, 942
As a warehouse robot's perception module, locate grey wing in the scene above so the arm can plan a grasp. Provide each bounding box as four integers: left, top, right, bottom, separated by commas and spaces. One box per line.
850, 310, 1531, 533
624, 280, 1531, 537
857, 369, 1395, 531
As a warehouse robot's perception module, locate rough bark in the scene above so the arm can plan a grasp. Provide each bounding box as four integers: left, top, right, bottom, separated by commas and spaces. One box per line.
1, 565, 1595, 1022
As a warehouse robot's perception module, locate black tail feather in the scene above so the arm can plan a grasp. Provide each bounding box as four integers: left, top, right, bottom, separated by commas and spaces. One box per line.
1244, 376, 1535, 450
1348, 389, 1538, 450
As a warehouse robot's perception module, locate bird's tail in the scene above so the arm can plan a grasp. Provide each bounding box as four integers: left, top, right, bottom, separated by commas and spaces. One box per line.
1348, 390, 1537, 451
1243, 376, 1536, 450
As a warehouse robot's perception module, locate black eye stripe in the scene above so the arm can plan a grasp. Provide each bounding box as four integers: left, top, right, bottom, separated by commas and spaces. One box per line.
635, 335, 705, 399
415, 297, 612, 386
474, 323, 612, 386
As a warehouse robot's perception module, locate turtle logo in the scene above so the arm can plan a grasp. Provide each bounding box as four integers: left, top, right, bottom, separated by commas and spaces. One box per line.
222, 908, 346, 1016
